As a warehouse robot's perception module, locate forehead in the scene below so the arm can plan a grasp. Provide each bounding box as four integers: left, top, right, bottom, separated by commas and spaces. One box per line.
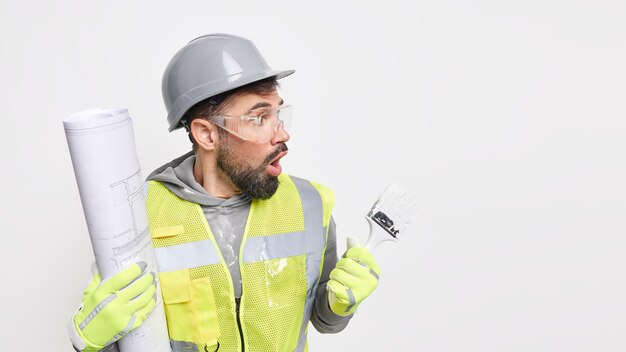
226, 90, 283, 114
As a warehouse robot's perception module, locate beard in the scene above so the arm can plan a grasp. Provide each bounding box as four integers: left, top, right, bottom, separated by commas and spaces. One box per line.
216, 139, 288, 200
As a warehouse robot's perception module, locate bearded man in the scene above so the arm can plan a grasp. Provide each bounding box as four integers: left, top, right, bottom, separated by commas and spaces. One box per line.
68, 34, 381, 352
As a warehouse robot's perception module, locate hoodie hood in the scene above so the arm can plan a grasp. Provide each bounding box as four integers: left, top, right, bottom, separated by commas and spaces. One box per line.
146, 151, 251, 208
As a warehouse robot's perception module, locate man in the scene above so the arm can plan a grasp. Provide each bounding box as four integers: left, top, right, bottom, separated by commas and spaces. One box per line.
68, 34, 380, 352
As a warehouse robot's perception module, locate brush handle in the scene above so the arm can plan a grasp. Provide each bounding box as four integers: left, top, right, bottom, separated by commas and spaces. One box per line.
364, 216, 397, 251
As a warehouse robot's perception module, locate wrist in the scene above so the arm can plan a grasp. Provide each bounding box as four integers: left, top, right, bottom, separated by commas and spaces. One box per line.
67, 316, 104, 352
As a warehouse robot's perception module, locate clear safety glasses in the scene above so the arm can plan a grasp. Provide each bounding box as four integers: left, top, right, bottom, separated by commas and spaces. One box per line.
207, 105, 292, 144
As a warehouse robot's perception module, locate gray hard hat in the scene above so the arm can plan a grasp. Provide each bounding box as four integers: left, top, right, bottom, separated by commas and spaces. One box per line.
162, 33, 295, 132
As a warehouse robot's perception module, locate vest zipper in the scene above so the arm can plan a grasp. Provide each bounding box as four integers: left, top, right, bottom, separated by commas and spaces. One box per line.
235, 297, 245, 352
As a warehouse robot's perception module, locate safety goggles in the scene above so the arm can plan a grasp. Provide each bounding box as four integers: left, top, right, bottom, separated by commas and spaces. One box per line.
207, 105, 292, 144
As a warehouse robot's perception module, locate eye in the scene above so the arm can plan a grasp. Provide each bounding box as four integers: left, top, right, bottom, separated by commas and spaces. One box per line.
250, 114, 264, 126
251, 111, 272, 126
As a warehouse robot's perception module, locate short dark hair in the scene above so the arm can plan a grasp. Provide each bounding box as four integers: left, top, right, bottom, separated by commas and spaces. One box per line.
182, 77, 279, 151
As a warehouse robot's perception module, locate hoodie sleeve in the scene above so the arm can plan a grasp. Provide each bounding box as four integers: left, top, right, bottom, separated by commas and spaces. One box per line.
310, 217, 353, 333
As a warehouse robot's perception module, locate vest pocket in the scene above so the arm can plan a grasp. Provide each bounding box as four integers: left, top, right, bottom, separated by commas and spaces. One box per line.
160, 269, 221, 349
152, 225, 185, 239
191, 277, 221, 347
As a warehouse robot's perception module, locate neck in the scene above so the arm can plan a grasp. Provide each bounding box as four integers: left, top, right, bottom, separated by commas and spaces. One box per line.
193, 150, 240, 199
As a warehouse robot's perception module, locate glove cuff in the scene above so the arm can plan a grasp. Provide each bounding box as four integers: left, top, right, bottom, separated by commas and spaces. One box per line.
67, 307, 104, 352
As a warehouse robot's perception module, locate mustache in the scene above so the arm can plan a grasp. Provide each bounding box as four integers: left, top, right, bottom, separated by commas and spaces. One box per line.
264, 143, 288, 164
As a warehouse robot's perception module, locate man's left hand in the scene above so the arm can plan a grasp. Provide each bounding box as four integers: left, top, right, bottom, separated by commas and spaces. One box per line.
327, 237, 380, 316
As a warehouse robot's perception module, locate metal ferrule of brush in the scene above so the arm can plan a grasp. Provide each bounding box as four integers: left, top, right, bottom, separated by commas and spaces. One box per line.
368, 202, 403, 239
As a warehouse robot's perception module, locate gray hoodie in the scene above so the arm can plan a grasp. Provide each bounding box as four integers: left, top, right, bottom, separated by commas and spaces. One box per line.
147, 151, 351, 334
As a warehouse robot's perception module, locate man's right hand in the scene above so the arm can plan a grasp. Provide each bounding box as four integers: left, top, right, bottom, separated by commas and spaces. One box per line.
67, 261, 157, 352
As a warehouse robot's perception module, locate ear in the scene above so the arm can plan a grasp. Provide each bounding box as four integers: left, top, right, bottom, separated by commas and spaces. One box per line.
190, 119, 219, 151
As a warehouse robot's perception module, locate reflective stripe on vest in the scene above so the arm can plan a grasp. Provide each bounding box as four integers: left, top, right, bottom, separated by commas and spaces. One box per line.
147, 174, 333, 352
155, 240, 221, 272
170, 340, 200, 351
291, 176, 325, 352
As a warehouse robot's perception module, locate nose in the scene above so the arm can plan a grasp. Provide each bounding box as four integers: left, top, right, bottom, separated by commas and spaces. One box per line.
271, 123, 290, 145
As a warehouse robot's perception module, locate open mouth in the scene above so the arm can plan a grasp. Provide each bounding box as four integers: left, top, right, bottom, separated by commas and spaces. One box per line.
267, 150, 288, 177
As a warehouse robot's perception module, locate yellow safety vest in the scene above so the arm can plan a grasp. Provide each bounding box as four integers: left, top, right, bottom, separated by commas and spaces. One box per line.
146, 174, 334, 352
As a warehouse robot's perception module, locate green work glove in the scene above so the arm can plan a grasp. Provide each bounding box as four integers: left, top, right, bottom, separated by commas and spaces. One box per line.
67, 261, 157, 352
327, 237, 381, 316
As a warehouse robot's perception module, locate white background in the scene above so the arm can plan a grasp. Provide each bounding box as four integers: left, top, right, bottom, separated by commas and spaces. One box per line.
1, 0, 625, 351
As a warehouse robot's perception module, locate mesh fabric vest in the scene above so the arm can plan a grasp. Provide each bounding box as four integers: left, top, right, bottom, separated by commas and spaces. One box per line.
146, 174, 334, 352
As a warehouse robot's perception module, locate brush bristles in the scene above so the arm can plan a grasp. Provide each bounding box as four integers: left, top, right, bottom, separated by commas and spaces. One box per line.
375, 183, 418, 226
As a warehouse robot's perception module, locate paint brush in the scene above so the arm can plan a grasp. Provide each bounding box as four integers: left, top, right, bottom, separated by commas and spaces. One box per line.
364, 183, 418, 250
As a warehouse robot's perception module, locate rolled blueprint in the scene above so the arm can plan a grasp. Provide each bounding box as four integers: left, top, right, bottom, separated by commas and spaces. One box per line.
64, 108, 170, 352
